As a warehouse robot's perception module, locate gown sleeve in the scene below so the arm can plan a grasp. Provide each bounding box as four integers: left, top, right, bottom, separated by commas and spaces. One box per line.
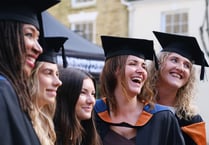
0, 76, 41, 145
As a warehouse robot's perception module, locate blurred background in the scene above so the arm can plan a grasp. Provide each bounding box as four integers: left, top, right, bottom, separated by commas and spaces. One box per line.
47, 0, 209, 143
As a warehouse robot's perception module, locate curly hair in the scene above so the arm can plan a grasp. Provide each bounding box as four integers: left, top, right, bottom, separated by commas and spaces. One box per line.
148, 52, 198, 119
29, 61, 56, 145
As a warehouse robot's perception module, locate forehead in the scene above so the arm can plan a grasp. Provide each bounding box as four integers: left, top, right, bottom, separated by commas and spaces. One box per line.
127, 55, 145, 62
82, 78, 95, 89
39, 62, 58, 71
23, 24, 40, 35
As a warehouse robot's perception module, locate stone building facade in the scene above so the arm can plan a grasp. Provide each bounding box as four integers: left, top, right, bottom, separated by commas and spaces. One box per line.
48, 0, 129, 46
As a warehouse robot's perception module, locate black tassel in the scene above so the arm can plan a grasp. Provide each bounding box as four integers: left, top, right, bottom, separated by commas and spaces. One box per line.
62, 46, 68, 68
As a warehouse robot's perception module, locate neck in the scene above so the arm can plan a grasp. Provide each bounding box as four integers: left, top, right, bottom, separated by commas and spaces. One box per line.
114, 86, 144, 114
156, 83, 178, 107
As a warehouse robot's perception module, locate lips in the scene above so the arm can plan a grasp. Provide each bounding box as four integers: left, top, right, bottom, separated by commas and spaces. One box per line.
170, 72, 182, 79
26, 53, 39, 68
46, 88, 57, 96
132, 76, 143, 84
82, 106, 92, 112
26, 56, 36, 68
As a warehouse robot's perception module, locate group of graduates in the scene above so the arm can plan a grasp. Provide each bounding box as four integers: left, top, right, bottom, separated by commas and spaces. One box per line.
0, 0, 208, 145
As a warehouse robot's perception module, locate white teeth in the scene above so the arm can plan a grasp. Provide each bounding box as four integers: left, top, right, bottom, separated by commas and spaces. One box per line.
171, 73, 181, 79
27, 57, 35, 63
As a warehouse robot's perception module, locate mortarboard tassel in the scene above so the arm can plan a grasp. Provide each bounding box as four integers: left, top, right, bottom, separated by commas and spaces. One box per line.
153, 52, 159, 70
200, 55, 205, 80
62, 45, 68, 68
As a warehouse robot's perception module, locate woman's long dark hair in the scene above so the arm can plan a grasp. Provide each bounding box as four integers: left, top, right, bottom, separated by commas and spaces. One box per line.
54, 67, 101, 145
0, 20, 31, 112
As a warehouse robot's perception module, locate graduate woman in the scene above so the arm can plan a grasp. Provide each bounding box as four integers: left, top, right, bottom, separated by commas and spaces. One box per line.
0, 0, 60, 145
54, 67, 102, 145
149, 31, 208, 145
94, 35, 185, 145
29, 37, 67, 145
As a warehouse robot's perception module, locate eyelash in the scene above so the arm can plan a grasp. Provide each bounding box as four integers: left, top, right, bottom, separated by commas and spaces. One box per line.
24, 33, 33, 38
171, 58, 191, 69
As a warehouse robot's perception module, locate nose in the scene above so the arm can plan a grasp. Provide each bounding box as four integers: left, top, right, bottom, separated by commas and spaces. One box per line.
53, 76, 62, 87
34, 40, 43, 55
86, 95, 96, 105
175, 63, 185, 72
136, 65, 146, 74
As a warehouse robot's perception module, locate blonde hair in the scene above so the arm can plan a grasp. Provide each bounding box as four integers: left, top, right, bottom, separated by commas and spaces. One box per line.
148, 52, 198, 120
29, 61, 56, 145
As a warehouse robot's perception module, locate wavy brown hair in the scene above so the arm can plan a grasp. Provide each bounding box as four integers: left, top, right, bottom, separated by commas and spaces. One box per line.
100, 55, 154, 115
148, 52, 197, 119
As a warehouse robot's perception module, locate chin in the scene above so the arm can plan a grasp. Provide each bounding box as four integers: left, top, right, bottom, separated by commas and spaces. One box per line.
24, 67, 32, 77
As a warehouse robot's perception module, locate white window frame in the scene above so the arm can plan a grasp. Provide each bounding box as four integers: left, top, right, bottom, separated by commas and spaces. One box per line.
68, 12, 98, 43
71, 0, 96, 8
161, 10, 189, 34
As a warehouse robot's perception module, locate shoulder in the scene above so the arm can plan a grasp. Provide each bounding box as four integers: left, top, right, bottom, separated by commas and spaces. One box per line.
0, 75, 12, 89
144, 103, 171, 114
0, 74, 19, 109
143, 103, 179, 124
177, 114, 204, 126
94, 98, 107, 113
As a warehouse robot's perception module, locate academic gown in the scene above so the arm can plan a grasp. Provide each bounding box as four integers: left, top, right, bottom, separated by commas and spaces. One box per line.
0, 75, 41, 145
94, 98, 185, 145
177, 114, 206, 145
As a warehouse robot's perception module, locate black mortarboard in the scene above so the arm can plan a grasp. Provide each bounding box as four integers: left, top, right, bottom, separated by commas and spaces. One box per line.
0, 0, 60, 29
37, 37, 68, 68
153, 31, 209, 80
101, 35, 158, 69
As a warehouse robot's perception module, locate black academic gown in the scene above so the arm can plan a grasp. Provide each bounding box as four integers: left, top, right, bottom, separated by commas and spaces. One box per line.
0, 75, 41, 145
94, 98, 185, 145
177, 114, 206, 145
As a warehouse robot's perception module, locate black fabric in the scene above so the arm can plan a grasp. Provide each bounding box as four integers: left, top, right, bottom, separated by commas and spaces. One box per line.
177, 114, 204, 145
0, 75, 40, 145
94, 99, 185, 145
101, 35, 155, 61
0, 0, 60, 29
37, 37, 68, 67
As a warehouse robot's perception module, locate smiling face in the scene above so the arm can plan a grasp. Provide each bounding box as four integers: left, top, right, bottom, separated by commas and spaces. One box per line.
23, 24, 43, 76
37, 62, 62, 107
75, 78, 96, 121
158, 52, 192, 89
122, 55, 148, 97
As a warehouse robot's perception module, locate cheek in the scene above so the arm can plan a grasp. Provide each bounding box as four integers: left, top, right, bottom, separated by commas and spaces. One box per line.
39, 76, 50, 89
24, 38, 34, 50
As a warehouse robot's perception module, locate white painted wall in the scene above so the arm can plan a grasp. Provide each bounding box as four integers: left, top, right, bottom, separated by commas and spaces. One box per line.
125, 0, 209, 143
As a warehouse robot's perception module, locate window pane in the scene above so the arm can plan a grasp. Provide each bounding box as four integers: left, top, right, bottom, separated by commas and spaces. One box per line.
163, 11, 188, 34
182, 13, 188, 23
73, 22, 93, 42
182, 24, 188, 33
174, 14, 180, 23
